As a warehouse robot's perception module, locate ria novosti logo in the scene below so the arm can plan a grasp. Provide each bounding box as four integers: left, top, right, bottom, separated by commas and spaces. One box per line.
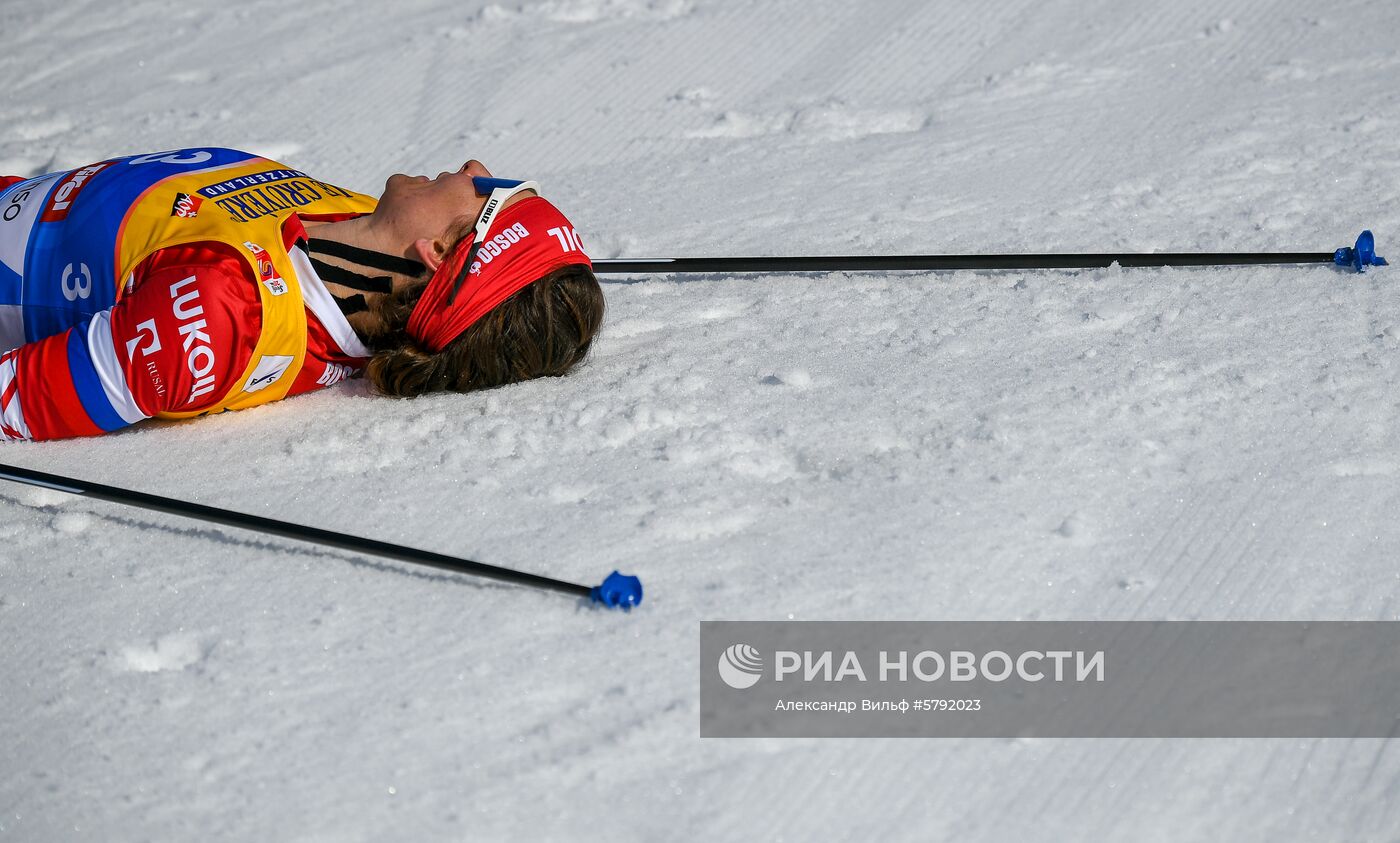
717, 643, 763, 689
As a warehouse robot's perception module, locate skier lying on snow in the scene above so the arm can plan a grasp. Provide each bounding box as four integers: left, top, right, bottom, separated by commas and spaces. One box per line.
0, 148, 602, 441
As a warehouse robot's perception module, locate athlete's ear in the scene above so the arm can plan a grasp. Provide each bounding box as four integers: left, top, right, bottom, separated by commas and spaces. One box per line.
411, 237, 449, 272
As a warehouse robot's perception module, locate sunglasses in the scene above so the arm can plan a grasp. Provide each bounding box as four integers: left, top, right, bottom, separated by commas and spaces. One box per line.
448, 176, 541, 303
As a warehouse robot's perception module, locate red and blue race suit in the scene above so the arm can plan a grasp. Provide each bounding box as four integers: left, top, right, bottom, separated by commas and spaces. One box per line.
0, 149, 377, 442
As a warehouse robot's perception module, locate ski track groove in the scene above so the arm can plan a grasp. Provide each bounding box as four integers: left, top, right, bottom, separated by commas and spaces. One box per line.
1224, 470, 1324, 616
1054, 740, 1148, 831
1160, 481, 1240, 620
1114, 486, 1196, 616
1143, 433, 1297, 620
1127, 482, 1220, 621
1291, 740, 1328, 807
1159, 414, 1321, 616
1166, 478, 1274, 618
1208, 447, 1318, 615
1012, 743, 1105, 832
1231, 545, 1282, 616
1362, 738, 1398, 793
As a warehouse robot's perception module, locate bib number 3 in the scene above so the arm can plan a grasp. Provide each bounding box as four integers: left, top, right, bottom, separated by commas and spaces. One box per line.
61, 262, 92, 301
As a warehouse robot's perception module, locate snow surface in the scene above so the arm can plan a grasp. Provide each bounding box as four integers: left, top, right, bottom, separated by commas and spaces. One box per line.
4, 0, 1400, 839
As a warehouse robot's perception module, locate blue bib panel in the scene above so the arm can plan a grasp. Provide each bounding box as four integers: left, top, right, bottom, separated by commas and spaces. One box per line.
0, 149, 317, 344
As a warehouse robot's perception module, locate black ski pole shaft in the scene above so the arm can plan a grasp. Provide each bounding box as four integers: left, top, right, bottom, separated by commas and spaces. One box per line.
589, 230, 1390, 275
0, 463, 642, 608
592, 251, 1336, 275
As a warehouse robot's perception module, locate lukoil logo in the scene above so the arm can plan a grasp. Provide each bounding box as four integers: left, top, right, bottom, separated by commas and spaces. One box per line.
718, 643, 763, 689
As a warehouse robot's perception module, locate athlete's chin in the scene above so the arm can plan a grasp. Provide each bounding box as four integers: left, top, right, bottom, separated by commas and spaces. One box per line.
385, 173, 430, 189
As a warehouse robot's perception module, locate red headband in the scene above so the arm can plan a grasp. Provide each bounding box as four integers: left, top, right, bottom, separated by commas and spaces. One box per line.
406, 196, 592, 352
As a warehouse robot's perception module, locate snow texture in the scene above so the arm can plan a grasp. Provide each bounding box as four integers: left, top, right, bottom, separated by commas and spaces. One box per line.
4, 0, 1400, 839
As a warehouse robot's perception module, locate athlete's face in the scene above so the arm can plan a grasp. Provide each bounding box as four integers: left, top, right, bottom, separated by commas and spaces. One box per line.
379, 159, 536, 271
381, 159, 492, 238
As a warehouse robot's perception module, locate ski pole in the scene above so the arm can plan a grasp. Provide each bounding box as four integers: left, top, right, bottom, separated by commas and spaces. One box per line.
0, 463, 642, 609
592, 230, 1387, 275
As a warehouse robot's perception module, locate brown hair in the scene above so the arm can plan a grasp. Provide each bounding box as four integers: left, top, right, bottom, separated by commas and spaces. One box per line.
361, 262, 605, 398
